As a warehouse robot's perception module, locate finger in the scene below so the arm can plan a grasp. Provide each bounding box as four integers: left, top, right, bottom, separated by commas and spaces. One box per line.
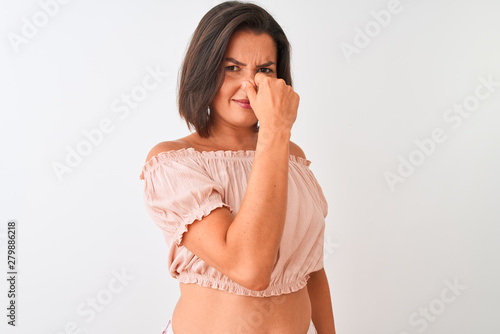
253, 72, 266, 87
242, 81, 257, 104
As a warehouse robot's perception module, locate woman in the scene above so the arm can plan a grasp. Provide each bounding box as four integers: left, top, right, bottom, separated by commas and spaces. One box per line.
139, 1, 336, 333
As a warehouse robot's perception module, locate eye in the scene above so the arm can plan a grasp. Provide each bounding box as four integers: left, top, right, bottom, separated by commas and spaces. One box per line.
225, 65, 239, 72
258, 68, 273, 74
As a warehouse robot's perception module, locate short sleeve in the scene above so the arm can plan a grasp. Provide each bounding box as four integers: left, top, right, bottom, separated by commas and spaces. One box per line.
303, 169, 327, 272
140, 154, 234, 247
316, 181, 328, 219
303, 167, 329, 219
311, 224, 325, 272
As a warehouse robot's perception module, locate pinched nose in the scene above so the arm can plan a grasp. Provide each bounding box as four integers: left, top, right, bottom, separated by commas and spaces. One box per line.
240, 72, 257, 91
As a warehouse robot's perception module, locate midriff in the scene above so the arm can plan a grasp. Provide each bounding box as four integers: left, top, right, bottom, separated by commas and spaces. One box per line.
171, 282, 312, 334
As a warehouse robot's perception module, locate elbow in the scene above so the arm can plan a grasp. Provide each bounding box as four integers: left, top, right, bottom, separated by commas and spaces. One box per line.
249, 274, 271, 291
247, 251, 279, 291
247, 264, 274, 291
244, 278, 270, 292
231, 265, 272, 291
227, 248, 277, 292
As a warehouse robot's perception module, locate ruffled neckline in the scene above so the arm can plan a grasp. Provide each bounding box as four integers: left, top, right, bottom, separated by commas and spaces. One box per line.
140, 147, 312, 179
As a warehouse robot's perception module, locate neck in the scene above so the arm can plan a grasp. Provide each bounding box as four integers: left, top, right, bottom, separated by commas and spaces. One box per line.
205, 121, 259, 151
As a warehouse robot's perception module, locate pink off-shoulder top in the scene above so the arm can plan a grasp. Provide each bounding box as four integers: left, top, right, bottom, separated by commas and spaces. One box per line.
139, 147, 328, 297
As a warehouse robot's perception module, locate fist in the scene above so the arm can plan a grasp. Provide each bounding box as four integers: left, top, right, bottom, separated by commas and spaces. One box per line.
242, 73, 299, 132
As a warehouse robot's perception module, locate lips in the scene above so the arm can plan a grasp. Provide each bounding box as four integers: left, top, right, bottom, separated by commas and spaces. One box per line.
233, 99, 252, 109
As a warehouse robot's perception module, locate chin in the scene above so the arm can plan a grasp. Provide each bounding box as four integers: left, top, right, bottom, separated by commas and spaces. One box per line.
230, 109, 257, 120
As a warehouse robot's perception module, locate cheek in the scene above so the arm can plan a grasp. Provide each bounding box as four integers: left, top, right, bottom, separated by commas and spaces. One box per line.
218, 77, 241, 100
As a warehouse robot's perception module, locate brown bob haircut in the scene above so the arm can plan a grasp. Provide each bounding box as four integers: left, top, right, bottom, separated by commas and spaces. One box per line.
177, 1, 293, 138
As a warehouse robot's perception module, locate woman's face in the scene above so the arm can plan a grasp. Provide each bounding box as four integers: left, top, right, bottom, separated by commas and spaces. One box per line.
210, 30, 278, 130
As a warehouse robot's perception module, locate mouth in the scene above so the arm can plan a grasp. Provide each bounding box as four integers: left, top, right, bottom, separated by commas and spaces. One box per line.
233, 99, 252, 109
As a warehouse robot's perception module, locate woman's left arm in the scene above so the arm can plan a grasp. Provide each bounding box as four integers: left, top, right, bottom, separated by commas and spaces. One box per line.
307, 268, 336, 333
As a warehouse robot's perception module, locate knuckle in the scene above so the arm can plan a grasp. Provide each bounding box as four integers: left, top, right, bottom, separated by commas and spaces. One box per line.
255, 72, 266, 80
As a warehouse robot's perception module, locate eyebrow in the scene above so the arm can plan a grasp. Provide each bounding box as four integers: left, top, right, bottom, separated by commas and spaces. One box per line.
225, 57, 275, 67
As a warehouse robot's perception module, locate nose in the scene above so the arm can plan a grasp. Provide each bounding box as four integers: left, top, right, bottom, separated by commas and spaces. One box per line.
241, 71, 257, 91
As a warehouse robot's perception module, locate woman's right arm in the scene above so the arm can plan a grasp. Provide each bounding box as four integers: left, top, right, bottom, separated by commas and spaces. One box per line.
173, 74, 299, 291
224, 126, 291, 290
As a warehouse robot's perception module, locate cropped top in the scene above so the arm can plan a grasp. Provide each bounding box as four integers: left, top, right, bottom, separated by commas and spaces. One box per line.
139, 147, 328, 297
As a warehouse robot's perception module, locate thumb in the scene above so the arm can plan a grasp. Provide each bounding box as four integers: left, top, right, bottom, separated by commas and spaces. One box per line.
242, 81, 256, 104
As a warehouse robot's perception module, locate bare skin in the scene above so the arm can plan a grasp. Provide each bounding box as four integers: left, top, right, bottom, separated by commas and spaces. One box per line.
147, 30, 317, 333
168, 134, 313, 334
176, 277, 311, 334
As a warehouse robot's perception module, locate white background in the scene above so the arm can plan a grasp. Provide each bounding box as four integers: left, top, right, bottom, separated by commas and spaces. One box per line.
1, 0, 499, 333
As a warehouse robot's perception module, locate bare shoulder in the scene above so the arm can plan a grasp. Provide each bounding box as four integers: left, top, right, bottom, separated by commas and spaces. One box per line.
289, 140, 307, 160
144, 139, 190, 163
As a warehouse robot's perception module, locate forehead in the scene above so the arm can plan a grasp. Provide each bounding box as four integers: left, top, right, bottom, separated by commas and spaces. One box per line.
224, 30, 277, 60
